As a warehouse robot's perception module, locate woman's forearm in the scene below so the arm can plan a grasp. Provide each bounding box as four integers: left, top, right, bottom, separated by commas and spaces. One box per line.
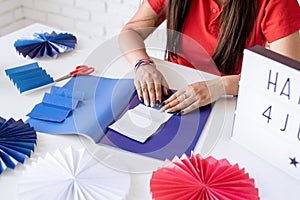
119, 28, 152, 66
118, 1, 163, 66
221, 74, 240, 96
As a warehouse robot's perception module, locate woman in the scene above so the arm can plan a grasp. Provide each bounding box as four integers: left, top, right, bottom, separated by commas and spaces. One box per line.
119, 0, 300, 114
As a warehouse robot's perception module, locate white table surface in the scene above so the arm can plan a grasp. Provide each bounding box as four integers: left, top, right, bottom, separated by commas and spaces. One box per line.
0, 23, 299, 200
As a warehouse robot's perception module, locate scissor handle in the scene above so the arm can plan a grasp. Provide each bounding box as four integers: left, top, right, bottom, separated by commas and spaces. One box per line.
70, 65, 95, 76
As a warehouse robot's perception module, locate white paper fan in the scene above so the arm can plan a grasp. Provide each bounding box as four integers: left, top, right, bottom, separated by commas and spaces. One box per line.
18, 147, 131, 200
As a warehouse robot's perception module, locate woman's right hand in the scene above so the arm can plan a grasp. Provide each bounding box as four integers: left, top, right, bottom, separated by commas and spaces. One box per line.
134, 64, 169, 107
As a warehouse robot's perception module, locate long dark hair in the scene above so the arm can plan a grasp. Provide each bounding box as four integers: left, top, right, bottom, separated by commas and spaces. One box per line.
166, 0, 258, 74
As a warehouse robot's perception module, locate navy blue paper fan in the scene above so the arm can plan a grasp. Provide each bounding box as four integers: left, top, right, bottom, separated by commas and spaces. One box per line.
14, 31, 77, 59
0, 117, 37, 174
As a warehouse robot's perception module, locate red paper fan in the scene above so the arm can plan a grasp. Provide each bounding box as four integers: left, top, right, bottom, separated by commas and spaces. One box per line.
150, 153, 259, 200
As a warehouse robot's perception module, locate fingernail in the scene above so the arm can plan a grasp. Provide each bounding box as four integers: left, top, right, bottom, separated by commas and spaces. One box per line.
159, 101, 165, 108
165, 108, 171, 113
176, 110, 184, 116
139, 97, 144, 103
156, 100, 160, 105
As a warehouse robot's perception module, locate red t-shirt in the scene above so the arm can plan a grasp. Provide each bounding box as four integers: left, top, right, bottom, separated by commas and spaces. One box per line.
147, 0, 300, 75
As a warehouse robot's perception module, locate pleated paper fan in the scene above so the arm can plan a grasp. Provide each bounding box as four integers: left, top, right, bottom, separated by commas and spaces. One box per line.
5, 62, 54, 93
14, 31, 77, 58
0, 116, 37, 174
150, 153, 259, 200
18, 147, 131, 200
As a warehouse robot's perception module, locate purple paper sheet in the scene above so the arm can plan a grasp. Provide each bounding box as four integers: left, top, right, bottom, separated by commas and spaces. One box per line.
99, 94, 212, 161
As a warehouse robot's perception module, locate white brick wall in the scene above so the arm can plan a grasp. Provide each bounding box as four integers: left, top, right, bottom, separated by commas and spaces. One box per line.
0, 0, 142, 40
0, 0, 298, 39
0, 0, 32, 36
20, 0, 141, 40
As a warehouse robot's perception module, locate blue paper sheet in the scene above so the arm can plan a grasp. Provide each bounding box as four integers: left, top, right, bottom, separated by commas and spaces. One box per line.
27, 86, 82, 122
50, 86, 84, 101
27, 103, 71, 122
27, 76, 136, 142
42, 93, 79, 110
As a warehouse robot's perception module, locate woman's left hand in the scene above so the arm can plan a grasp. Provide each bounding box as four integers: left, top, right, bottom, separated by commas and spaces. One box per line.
161, 77, 226, 115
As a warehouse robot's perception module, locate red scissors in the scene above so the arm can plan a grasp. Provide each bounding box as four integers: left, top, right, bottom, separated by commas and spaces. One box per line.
55, 65, 95, 82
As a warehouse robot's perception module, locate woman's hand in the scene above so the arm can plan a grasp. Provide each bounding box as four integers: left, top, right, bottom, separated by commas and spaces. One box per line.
161, 77, 228, 115
135, 64, 169, 107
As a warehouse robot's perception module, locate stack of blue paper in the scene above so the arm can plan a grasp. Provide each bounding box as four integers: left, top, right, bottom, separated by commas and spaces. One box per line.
5, 62, 54, 93
0, 116, 37, 174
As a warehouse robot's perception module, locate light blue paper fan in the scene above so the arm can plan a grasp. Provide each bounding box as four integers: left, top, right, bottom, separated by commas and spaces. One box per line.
0, 116, 37, 174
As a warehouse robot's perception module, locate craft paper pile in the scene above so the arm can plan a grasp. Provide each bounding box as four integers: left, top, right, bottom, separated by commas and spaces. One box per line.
14, 31, 77, 58
150, 153, 259, 200
109, 104, 173, 143
27, 86, 84, 122
26, 75, 212, 161
18, 147, 131, 200
0, 116, 37, 174
5, 62, 54, 93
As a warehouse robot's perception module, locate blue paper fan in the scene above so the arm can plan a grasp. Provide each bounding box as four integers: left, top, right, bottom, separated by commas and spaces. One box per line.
14, 31, 77, 58
0, 116, 37, 174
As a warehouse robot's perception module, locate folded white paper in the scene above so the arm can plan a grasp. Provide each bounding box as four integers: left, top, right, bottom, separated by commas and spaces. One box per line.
18, 147, 131, 200
109, 104, 173, 143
